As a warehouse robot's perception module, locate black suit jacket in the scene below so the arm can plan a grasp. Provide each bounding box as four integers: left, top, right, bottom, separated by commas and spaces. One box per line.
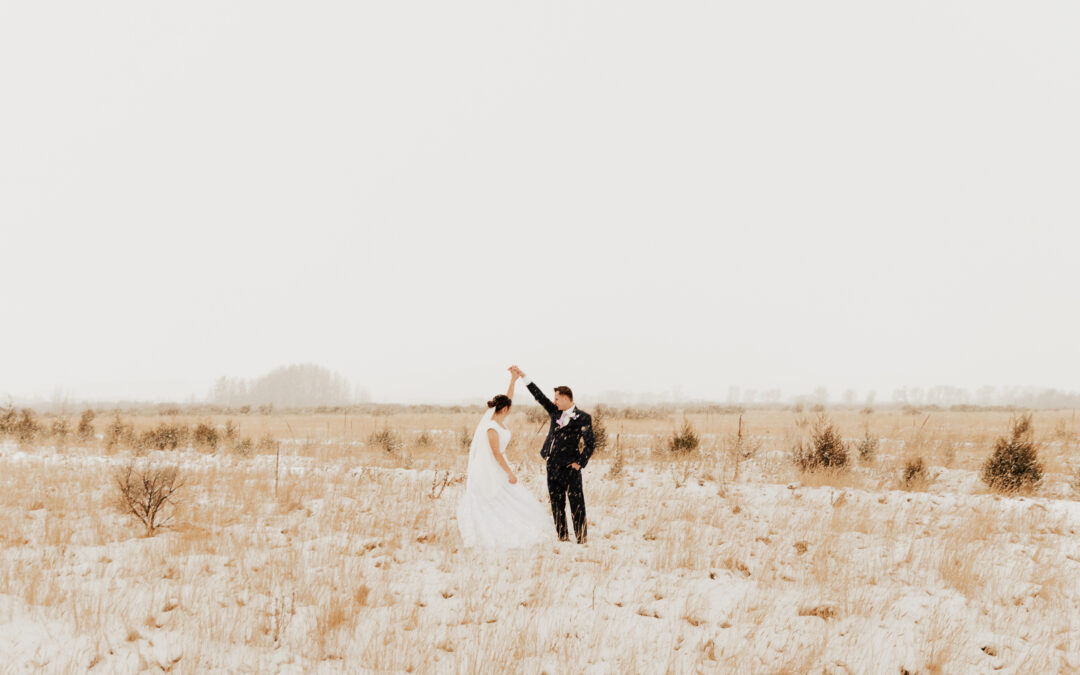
526, 382, 596, 469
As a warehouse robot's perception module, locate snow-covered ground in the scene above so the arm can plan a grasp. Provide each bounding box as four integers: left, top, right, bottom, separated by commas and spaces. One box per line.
0, 436, 1078, 673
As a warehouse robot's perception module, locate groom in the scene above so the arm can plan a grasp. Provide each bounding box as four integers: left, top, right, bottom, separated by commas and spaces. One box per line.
510, 365, 595, 544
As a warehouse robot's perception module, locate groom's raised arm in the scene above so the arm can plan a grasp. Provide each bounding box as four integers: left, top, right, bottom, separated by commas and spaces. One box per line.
517, 370, 559, 417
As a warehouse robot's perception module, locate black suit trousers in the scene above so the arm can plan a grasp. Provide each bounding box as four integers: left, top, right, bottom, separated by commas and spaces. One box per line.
546, 463, 587, 543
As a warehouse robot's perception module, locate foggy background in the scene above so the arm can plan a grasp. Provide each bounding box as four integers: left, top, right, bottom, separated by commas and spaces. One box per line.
2, 1, 1078, 407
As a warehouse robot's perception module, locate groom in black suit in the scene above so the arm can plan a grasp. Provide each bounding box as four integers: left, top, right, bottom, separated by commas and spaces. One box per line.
510, 366, 595, 544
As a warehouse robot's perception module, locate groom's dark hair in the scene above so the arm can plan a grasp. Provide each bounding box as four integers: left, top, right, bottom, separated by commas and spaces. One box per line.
554, 386, 573, 401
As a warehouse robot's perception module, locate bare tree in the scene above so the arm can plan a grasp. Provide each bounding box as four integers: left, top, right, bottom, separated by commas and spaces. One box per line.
114, 458, 184, 536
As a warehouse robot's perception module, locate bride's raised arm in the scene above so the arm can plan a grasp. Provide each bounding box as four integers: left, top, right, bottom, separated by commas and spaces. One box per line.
505, 367, 519, 401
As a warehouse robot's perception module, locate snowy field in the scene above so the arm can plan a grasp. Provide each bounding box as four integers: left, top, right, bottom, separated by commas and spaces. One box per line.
0, 408, 1078, 673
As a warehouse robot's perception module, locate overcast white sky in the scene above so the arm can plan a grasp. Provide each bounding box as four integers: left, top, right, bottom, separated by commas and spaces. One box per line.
1, 1, 1078, 404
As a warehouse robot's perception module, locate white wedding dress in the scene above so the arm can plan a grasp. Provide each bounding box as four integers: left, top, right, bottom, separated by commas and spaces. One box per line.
456, 409, 551, 548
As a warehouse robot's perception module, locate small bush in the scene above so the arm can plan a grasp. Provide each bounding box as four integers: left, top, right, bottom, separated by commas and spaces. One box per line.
76, 409, 96, 442
223, 420, 238, 443
415, 431, 434, 448
592, 406, 609, 453
0, 403, 15, 437
668, 419, 700, 455
981, 414, 1043, 493
104, 414, 137, 450
457, 427, 471, 450
50, 416, 70, 441
114, 458, 184, 536
724, 415, 762, 481
192, 422, 220, 451
605, 445, 625, 480
669, 454, 699, 488
901, 457, 928, 489
525, 408, 547, 425
369, 429, 401, 454
231, 436, 254, 457
793, 413, 848, 472
856, 430, 879, 462
13, 409, 41, 444
141, 423, 189, 451
257, 434, 280, 454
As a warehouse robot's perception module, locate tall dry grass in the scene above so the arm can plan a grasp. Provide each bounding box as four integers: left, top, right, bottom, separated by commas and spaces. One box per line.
0, 405, 1077, 671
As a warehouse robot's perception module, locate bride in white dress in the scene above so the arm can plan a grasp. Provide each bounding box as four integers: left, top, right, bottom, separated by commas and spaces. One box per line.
456, 370, 551, 549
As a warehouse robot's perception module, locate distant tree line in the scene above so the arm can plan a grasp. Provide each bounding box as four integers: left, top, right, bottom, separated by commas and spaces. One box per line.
890, 385, 1080, 409
209, 363, 356, 409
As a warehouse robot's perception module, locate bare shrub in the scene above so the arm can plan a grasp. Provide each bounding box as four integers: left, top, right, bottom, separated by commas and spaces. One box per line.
670, 455, 698, 488
114, 458, 184, 536
525, 408, 547, 425
50, 416, 70, 442
104, 414, 137, 451
605, 440, 626, 481
429, 470, 450, 499
13, 409, 41, 445
415, 431, 434, 448
901, 457, 929, 490
368, 429, 401, 454
793, 413, 848, 472
724, 415, 762, 481
257, 434, 280, 454
223, 420, 238, 444
231, 436, 254, 457
76, 409, 96, 442
0, 402, 15, 437
981, 414, 1043, 493
856, 430, 879, 463
141, 423, 189, 451
667, 419, 700, 455
268, 593, 295, 646
192, 422, 220, 451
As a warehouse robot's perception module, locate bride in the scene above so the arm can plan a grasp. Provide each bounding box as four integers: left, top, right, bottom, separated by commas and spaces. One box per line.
456, 369, 551, 548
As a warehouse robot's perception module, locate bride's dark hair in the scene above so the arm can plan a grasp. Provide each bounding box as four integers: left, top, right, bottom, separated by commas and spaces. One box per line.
487, 394, 512, 413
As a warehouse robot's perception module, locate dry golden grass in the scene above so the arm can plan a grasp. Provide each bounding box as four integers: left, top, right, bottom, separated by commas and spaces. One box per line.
0, 406, 1077, 671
